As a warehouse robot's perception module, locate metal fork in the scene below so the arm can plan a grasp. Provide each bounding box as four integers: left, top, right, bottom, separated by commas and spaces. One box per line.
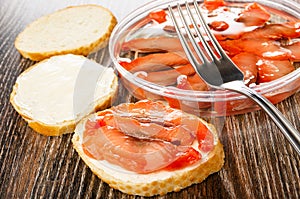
168, 0, 300, 155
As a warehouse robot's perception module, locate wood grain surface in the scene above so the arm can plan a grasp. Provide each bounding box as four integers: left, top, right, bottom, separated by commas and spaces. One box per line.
0, 0, 299, 198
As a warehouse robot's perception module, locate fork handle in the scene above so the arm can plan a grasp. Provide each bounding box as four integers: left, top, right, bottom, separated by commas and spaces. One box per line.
223, 81, 300, 155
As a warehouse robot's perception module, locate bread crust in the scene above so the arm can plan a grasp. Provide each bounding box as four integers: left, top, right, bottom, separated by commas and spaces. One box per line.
15, 5, 117, 61
72, 112, 224, 196
10, 55, 118, 136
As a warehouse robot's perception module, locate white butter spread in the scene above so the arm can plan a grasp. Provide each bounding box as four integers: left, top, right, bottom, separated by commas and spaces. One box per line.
14, 54, 116, 125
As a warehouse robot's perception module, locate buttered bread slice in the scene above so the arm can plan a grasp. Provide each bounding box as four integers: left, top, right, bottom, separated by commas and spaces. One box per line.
10, 54, 118, 136
15, 5, 117, 61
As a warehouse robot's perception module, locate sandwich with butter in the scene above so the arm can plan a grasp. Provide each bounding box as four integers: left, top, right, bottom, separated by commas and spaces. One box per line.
15, 4, 117, 61
72, 100, 224, 196
10, 54, 118, 136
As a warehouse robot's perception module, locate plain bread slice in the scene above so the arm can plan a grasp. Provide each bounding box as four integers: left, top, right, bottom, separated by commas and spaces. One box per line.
15, 4, 117, 61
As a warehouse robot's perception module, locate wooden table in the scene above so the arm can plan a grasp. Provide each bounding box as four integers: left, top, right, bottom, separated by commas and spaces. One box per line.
1, 0, 299, 198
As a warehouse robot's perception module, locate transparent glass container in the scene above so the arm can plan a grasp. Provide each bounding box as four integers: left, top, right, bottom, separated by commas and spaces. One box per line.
109, 0, 300, 116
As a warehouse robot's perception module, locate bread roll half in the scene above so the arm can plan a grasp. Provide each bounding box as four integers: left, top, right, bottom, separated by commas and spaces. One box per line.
10, 54, 118, 136
15, 5, 117, 61
72, 101, 224, 196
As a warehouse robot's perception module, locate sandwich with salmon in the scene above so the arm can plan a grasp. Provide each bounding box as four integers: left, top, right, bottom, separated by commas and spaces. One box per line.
72, 100, 224, 196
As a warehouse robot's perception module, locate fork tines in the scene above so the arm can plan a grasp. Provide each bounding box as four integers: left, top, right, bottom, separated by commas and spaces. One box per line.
168, 0, 224, 65
168, 0, 242, 86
